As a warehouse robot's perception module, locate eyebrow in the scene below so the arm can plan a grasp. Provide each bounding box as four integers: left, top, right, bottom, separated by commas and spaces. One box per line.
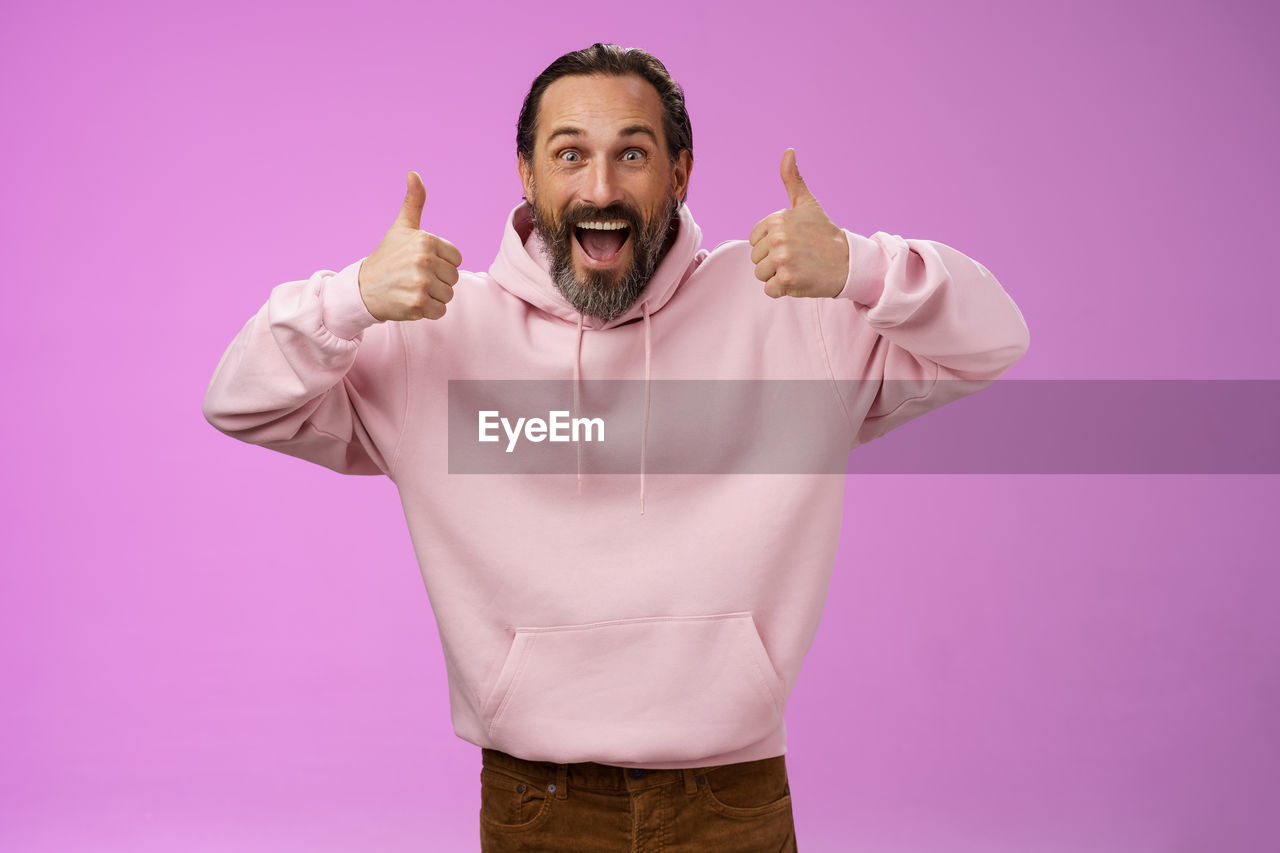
545, 125, 660, 147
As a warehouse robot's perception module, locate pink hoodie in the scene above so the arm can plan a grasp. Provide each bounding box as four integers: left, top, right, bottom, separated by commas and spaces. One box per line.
203, 201, 1029, 769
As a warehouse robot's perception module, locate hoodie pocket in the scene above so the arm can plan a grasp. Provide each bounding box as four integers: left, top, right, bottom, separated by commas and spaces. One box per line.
480, 612, 786, 765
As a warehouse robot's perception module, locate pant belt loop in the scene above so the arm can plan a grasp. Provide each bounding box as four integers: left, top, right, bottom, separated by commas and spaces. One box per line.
682, 767, 699, 795
556, 763, 568, 799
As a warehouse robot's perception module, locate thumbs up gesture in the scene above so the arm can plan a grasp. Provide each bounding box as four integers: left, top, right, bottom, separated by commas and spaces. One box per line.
357, 171, 463, 321
748, 149, 850, 299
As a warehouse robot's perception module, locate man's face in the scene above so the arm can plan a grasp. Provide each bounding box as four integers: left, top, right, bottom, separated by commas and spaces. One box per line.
518, 73, 691, 322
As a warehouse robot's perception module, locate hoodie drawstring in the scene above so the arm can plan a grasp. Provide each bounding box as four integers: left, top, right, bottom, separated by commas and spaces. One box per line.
573, 314, 584, 495
640, 301, 652, 516
571, 304, 653, 516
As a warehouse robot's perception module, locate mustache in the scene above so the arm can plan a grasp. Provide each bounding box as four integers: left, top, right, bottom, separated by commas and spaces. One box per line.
557, 203, 642, 232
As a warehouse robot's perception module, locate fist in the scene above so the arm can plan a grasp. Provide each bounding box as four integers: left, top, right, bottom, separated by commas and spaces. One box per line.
748, 149, 849, 299
358, 171, 463, 321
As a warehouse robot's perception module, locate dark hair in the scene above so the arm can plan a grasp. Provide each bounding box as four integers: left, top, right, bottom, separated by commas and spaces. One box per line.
516, 43, 693, 169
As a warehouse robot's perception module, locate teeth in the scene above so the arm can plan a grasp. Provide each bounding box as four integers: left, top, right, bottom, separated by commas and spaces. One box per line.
577, 221, 628, 230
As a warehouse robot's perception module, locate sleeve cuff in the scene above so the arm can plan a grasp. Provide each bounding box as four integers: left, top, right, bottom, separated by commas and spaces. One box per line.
321, 257, 383, 341
835, 230, 890, 307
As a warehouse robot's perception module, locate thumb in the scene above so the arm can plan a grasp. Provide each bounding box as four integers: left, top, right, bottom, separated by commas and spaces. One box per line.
780, 148, 815, 209
396, 170, 426, 229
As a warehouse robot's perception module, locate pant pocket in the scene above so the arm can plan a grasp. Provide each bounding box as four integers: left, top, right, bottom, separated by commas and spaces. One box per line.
478, 767, 555, 832
697, 755, 794, 819
481, 612, 786, 765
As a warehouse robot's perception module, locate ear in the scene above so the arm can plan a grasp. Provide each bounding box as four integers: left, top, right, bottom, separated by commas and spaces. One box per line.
672, 149, 692, 203
517, 154, 535, 203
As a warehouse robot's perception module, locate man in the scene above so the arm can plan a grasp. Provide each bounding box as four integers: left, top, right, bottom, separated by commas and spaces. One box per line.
203, 43, 1029, 852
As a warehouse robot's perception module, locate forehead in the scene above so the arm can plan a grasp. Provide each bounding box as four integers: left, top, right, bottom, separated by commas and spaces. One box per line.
535, 73, 665, 145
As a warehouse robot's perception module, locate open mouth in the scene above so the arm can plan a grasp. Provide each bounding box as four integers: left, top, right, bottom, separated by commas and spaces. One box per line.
574, 220, 632, 263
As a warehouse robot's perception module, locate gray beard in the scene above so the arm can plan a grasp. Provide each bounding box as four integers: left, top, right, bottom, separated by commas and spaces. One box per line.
529, 197, 678, 323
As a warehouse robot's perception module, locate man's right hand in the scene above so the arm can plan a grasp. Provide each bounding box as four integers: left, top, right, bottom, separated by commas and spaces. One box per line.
357, 171, 463, 321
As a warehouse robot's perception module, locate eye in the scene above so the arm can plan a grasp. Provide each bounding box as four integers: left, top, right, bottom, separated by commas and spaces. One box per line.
559, 150, 581, 162
621, 149, 645, 162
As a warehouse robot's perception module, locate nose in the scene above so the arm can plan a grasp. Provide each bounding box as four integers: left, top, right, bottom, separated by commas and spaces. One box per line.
579, 158, 624, 210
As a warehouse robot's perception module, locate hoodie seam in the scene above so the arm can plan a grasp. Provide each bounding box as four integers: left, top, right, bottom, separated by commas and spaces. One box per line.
307, 297, 399, 479
814, 299, 942, 432
388, 321, 411, 479
812, 300, 857, 436
861, 361, 940, 422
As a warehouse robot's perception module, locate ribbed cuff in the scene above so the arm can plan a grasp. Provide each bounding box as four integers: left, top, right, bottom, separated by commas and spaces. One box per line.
321, 257, 382, 341
835, 230, 889, 307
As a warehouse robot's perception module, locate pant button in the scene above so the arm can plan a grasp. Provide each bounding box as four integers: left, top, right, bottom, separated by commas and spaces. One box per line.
627, 768, 646, 779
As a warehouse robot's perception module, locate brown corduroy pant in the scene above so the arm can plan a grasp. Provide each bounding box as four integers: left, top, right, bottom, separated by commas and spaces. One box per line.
478, 747, 798, 852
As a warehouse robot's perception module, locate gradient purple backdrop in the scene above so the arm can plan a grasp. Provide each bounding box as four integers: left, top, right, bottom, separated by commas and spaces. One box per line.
3, 0, 1277, 850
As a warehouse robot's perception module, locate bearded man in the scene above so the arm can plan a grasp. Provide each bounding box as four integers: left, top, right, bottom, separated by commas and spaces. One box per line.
204, 42, 1029, 852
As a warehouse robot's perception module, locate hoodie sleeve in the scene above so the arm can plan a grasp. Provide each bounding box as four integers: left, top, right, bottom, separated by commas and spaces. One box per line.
816, 230, 1030, 449
201, 257, 409, 477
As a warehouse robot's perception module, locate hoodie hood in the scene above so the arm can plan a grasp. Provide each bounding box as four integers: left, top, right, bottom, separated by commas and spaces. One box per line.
488, 200, 703, 329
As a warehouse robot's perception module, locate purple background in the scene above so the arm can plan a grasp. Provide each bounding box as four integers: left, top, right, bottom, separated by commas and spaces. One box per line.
3, 0, 1277, 850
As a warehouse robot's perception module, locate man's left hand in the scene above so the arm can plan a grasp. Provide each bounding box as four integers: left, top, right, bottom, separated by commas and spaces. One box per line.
748, 148, 850, 299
